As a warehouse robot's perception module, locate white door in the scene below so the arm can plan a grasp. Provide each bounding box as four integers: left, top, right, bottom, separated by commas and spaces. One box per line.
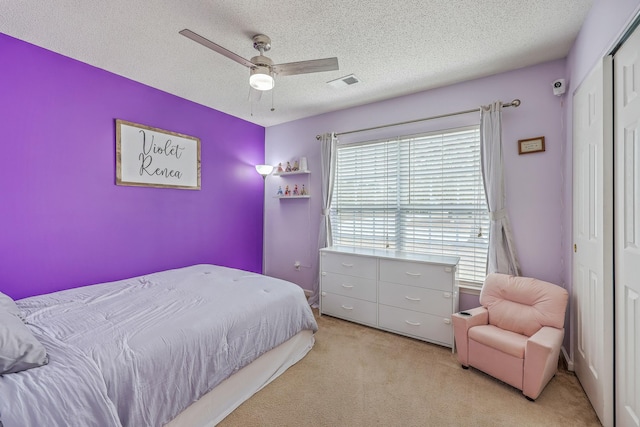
614, 25, 640, 427
572, 59, 614, 427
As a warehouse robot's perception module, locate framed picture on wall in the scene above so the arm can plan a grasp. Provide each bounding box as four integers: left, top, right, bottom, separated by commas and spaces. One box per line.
116, 119, 201, 190
518, 136, 545, 155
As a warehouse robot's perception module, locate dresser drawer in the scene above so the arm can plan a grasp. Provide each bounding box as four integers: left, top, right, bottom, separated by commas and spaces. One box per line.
379, 259, 454, 291
378, 304, 453, 345
321, 293, 377, 326
321, 272, 377, 302
378, 281, 453, 316
321, 252, 377, 279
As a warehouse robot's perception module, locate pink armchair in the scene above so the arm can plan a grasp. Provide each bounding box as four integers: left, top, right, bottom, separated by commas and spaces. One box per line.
452, 273, 569, 401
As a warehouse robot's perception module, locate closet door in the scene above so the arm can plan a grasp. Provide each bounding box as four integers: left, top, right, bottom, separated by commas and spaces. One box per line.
572, 58, 614, 427
614, 25, 640, 427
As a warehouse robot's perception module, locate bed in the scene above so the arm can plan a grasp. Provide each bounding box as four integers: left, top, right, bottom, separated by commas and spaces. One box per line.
0, 264, 318, 426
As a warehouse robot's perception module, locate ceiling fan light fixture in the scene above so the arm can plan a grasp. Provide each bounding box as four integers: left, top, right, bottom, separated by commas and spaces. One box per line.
250, 66, 274, 91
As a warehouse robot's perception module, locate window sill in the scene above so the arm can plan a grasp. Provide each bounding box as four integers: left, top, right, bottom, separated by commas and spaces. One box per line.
458, 282, 482, 295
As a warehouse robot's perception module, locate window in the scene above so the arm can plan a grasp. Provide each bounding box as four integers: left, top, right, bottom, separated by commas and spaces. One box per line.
330, 126, 489, 285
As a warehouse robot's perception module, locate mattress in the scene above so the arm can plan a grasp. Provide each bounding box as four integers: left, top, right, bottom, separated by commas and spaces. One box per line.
0, 264, 317, 426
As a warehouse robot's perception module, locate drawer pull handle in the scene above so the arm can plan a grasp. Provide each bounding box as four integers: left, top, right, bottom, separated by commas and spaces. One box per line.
443, 318, 451, 325
405, 296, 421, 302
443, 292, 451, 298
341, 284, 354, 288
405, 272, 421, 277
405, 320, 421, 326
341, 263, 354, 267
341, 305, 354, 310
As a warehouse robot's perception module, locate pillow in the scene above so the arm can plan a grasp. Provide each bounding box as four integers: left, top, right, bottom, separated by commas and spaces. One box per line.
0, 311, 48, 375
0, 291, 21, 318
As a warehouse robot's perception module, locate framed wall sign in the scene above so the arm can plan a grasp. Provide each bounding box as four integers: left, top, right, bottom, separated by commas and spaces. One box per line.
116, 119, 201, 190
518, 136, 545, 155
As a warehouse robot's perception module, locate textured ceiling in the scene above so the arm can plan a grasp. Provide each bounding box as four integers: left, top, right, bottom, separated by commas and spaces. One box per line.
1, 0, 593, 127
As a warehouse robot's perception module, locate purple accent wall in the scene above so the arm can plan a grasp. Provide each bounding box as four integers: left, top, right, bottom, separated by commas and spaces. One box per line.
0, 33, 266, 300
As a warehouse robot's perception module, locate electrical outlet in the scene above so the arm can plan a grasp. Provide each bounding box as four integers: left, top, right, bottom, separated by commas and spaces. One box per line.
294, 261, 301, 270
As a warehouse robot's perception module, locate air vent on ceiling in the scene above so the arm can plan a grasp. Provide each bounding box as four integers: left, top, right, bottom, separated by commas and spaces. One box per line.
327, 74, 361, 88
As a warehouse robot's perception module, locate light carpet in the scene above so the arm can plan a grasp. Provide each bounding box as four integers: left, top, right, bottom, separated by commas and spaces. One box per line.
219, 310, 601, 427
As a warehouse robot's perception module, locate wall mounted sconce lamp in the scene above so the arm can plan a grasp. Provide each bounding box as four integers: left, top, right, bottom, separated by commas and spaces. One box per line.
255, 164, 274, 180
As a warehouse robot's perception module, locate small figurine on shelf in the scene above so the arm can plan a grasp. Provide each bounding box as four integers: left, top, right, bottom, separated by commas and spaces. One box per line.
276, 162, 284, 173
300, 184, 308, 195
284, 185, 291, 196
293, 184, 299, 195
276, 186, 283, 196
292, 160, 299, 171
285, 161, 292, 172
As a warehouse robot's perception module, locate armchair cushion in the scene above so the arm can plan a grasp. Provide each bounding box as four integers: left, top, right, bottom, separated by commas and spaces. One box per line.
468, 325, 527, 358
480, 273, 568, 337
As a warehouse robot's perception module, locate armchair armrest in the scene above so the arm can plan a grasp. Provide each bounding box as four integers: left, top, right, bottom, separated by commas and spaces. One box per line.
523, 326, 565, 400
451, 307, 488, 366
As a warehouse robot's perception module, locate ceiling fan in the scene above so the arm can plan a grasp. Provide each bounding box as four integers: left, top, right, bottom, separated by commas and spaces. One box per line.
179, 29, 339, 91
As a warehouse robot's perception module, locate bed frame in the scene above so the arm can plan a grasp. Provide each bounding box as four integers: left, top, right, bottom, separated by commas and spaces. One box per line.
167, 330, 314, 426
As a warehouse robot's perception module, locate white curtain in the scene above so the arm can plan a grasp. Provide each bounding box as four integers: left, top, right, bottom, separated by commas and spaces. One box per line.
480, 102, 521, 276
309, 132, 337, 306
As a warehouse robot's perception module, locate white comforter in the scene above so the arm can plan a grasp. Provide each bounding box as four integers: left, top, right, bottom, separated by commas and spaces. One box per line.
0, 265, 317, 426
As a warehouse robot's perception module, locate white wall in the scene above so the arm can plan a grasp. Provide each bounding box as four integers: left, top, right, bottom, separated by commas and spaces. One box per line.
261, 0, 640, 364
264, 59, 566, 295
563, 0, 640, 291
561, 0, 640, 353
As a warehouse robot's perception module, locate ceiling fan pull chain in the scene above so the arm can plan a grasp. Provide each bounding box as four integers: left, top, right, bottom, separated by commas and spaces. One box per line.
249, 87, 254, 117
271, 86, 275, 112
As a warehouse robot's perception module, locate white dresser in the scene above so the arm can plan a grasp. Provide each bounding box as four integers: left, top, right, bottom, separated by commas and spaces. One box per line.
320, 246, 459, 348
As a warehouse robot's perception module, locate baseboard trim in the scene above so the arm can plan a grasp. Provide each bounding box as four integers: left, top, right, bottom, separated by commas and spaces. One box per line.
303, 289, 312, 298
561, 346, 574, 371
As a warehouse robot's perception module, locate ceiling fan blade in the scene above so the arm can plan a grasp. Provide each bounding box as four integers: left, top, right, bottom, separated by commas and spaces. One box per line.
179, 29, 254, 68
272, 57, 338, 77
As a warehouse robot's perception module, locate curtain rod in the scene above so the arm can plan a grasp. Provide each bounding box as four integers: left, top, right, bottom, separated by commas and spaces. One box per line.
315, 99, 521, 140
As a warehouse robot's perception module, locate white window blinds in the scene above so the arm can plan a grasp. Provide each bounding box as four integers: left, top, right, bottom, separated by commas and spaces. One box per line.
330, 126, 489, 284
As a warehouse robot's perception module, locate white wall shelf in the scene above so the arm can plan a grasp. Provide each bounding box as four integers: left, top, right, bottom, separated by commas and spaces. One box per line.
272, 170, 310, 176
273, 168, 310, 199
